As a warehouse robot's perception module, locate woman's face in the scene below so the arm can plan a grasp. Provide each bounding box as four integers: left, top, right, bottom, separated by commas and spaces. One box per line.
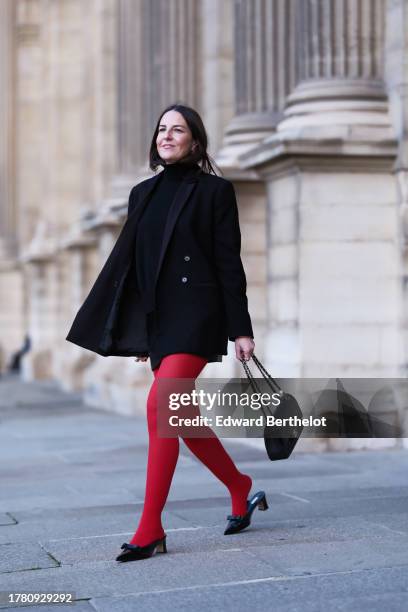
156, 110, 197, 164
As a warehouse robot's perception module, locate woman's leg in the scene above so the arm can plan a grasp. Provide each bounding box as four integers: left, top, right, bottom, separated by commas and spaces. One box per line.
181, 440, 252, 517
129, 352, 252, 547
157, 353, 252, 516
128, 353, 207, 546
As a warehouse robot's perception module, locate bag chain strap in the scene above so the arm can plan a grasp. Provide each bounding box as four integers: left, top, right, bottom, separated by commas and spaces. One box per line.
251, 354, 284, 396
239, 357, 269, 420
239, 355, 286, 419
240, 357, 259, 393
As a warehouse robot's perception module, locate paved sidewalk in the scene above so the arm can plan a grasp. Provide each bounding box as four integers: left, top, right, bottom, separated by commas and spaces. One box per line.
0, 373, 407, 612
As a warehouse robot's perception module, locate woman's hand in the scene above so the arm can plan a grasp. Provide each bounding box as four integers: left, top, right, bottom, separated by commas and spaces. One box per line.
134, 356, 149, 362
234, 336, 255, 361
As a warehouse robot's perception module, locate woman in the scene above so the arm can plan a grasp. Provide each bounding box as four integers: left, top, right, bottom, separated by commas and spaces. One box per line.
66, 103, 269, 562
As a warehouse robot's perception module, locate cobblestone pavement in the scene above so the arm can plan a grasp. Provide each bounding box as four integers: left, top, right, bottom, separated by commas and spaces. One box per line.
0, 373, 407, 611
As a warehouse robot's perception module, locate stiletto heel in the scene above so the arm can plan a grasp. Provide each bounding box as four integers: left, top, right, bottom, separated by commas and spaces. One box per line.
115, 534, 167, 562
157, 536, 167, 553
258, 494, 269, 511
224, 490, 269, 535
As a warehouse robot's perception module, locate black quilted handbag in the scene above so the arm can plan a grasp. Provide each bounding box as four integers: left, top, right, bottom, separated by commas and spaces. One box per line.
240, 354, 304, 460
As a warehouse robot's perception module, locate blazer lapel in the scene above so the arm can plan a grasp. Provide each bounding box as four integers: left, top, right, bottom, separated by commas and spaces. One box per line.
154, 168, 199, 287
127, 172, 163, 223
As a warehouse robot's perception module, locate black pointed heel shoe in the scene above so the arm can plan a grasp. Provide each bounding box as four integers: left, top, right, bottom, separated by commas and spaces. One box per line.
224, 491, 269, 535
115, 535, 167, 562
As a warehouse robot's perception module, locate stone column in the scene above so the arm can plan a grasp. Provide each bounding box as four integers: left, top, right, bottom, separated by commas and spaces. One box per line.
280, 0, 388, 132
141, 0, 200, 145
385, 0, 408, 390
0, 0, 16, 260
115, 0, 144, 180
60, 0, 118, 390
215, 1, 299, 382
200, 0, 235, 155
240, 0, 402, 429
0, 0, 23, 369
217, 0, 298, 172
112, 0, 200, 198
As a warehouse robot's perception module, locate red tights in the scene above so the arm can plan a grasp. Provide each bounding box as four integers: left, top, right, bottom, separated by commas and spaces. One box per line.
129, 353, 252, 546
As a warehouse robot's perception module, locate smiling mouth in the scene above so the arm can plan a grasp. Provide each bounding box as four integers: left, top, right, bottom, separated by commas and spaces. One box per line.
162, 145, 174, 148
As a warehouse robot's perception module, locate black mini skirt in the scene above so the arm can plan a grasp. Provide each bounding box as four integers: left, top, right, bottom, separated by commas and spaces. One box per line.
146, 311, 223, 372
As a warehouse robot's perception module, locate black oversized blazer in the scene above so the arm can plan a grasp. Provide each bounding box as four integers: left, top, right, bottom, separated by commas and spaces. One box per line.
65, 165, 254, 359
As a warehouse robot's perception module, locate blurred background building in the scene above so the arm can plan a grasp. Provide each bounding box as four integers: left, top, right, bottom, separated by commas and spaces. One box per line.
1, 0, 408, 450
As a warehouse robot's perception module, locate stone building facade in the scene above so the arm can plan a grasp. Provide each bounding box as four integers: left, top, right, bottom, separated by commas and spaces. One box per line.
1, 0, 408, 451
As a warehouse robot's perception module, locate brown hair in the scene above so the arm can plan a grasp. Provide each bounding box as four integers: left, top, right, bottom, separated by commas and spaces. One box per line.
149, 103, 222, 175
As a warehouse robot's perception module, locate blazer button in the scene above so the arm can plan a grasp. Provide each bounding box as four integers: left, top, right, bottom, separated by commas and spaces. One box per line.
181, 276, 188, 283
184, 255, 190, 261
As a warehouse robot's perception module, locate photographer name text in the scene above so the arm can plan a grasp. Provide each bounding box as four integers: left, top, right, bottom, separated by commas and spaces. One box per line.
167, 415, 327, 427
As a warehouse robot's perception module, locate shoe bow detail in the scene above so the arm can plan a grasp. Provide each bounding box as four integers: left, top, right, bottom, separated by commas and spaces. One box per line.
226, 514, 245, 521
224, 490, 269, 536
120, 542, 140, 551
116, 536, 167, 562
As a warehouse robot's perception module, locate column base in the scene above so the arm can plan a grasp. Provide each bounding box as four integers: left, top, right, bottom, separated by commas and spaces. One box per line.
278, 78, 391, 133
215, 111, 281, 177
